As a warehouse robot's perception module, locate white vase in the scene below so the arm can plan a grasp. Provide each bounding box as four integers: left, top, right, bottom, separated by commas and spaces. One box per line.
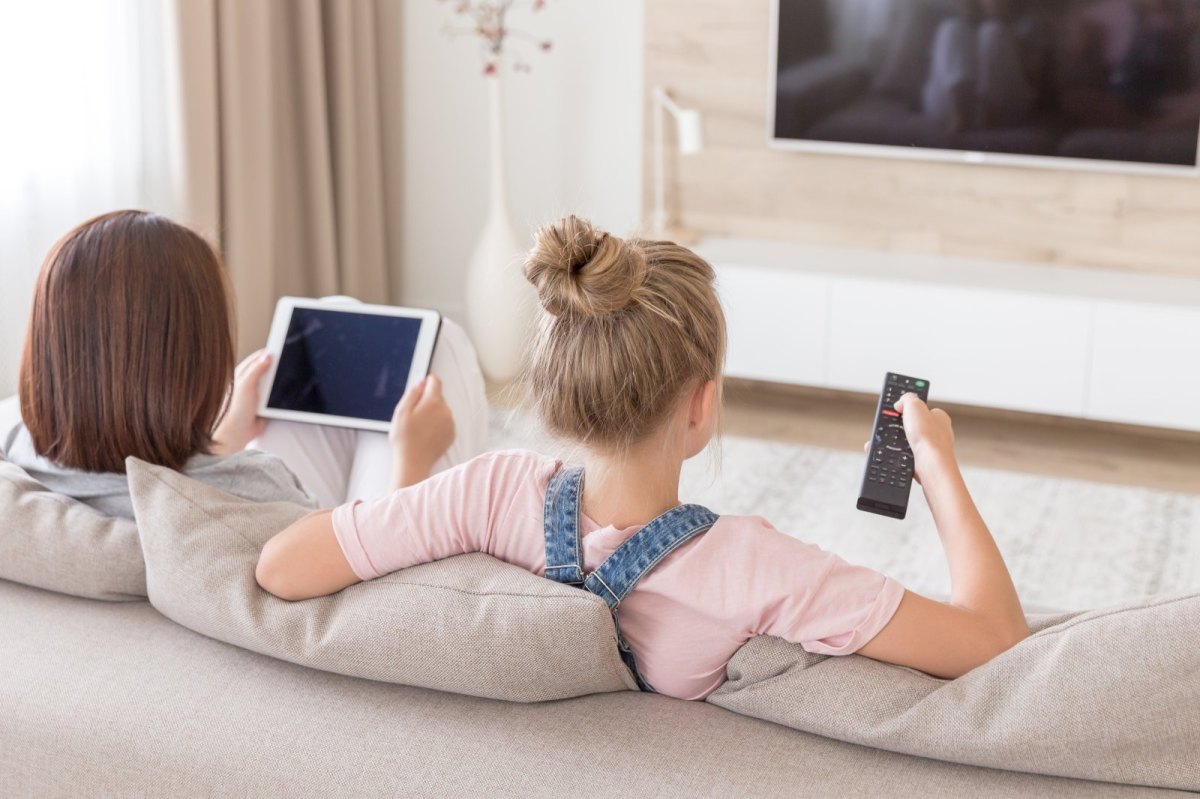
464, 74, 533, 383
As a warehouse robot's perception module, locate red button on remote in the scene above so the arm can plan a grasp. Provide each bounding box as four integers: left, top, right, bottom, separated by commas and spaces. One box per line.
882, 410, 900, 417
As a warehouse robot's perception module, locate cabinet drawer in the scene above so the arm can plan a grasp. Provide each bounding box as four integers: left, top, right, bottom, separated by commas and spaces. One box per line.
1088, 302, 1200, 431
828, 279, 1090, 417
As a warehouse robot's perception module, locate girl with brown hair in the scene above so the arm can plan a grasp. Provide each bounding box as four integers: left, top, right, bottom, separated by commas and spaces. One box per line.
255, 215, 1030, 699
1, 210, 486, 517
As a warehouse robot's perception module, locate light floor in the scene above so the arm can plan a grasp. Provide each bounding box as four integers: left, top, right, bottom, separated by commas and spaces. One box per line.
721, 380, 1200, 494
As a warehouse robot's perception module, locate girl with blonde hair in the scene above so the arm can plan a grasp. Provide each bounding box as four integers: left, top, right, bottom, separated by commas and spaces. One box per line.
256, 215, 1029, 699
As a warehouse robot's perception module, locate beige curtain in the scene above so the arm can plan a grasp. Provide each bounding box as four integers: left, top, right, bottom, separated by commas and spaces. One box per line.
171, 0, 405, 354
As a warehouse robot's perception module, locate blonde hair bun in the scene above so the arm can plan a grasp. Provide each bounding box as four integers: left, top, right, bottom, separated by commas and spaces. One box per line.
524, 215, 647, 317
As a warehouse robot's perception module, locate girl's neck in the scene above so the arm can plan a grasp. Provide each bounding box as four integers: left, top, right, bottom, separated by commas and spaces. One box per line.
581, 438, 684, 531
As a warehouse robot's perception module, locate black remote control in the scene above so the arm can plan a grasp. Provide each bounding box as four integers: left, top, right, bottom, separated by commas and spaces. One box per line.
857, 372, 930, 520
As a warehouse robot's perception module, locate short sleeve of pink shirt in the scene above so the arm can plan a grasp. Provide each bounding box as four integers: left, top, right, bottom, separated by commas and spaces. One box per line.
331, 449, 555, 580
331, 449, 904, 698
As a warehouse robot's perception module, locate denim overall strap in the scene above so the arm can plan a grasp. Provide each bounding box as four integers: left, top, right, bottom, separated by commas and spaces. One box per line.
583, 503, 719, 611
543, 466, 585, 586
540, 465, 719, 692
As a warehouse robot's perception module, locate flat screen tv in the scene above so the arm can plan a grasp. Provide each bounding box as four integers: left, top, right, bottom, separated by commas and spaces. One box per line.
770, 0, 1200, 174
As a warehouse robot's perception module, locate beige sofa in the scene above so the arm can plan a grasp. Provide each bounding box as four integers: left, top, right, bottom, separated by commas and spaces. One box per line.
2, 578, 1189, 798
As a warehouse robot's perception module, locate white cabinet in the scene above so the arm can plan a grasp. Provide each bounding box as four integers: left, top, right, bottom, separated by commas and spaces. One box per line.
716, 265, 828, 386
1088, 302, 1200, 431
828, 280, 1090, 417
699, 237, 1200, 433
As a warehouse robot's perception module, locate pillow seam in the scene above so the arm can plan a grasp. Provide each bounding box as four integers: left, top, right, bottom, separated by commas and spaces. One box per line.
1027, 593, 1197, 641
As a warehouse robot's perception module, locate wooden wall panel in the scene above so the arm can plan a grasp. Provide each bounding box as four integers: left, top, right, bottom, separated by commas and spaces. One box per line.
644, 0, 1200, 276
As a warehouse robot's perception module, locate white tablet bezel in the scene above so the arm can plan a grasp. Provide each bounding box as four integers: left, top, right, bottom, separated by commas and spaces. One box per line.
256, 297, 442, 433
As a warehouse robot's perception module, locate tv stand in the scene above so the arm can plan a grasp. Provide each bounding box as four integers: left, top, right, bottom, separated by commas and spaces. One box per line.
696, 238, 1200, 433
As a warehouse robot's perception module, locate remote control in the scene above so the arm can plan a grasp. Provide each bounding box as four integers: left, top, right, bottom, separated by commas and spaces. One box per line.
857, 372, 930, 520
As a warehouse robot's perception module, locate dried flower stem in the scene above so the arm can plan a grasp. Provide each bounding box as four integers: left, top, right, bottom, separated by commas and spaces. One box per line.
437, 0, 556, 75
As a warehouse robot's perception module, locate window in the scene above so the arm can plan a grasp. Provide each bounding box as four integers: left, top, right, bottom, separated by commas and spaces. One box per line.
0, 0, 174, 394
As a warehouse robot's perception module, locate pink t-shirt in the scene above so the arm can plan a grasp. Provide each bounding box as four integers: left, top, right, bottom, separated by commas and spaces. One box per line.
332, 449, 904, 700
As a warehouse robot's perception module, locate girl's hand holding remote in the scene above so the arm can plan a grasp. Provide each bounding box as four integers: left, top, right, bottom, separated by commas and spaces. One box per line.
861, 394, 958, 486
388, 375, 455, 490
893, 393, 957, 485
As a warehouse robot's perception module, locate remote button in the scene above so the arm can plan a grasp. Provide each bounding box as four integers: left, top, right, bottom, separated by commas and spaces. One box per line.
882, 410, 899, 417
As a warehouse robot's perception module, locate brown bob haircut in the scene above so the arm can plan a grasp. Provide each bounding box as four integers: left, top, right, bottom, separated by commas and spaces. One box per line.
19, 210, 235, 473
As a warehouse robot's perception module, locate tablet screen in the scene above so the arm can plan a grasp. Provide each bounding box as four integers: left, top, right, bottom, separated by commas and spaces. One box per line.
266, 308, 424, 423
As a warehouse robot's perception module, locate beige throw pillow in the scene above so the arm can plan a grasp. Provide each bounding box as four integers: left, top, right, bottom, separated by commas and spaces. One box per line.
0, 452, 145, 601
127, 457, 638, 702
708, 597, 1200, 792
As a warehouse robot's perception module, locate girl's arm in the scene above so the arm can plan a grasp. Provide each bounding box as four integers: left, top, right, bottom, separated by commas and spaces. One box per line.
255, 511, 357, 601
858, 394, 1030, 678
256, 451, 550, 601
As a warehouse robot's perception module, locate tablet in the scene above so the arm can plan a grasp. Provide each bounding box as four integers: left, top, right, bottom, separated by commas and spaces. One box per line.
257, 297, 441, 432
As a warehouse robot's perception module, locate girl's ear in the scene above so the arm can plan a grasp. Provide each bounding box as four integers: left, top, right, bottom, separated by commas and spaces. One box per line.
689, 379, 718, 430
682, 379, 719, 458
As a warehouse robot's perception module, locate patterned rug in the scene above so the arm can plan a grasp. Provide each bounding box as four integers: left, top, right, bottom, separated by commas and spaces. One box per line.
489, 410, 1200, 612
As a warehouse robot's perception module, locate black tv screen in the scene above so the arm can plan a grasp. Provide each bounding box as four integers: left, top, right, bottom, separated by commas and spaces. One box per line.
772, 0, 1200, 170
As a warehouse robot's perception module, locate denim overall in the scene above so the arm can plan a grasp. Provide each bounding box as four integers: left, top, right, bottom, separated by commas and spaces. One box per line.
542, 466, 719, 692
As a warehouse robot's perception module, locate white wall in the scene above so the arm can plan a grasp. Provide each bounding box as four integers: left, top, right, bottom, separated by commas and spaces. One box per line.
398, 1, 645, 319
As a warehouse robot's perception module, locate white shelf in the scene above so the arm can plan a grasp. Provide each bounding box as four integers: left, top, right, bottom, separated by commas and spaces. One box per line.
697, 237, 1200, 433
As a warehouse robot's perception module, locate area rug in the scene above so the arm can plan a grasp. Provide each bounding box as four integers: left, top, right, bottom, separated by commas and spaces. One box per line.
489, 410, 1199, 612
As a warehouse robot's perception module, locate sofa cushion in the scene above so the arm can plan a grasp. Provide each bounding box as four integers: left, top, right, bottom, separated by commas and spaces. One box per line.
0, 451, 144, 601
127, 457, 638, 702
708, 597, 1200, 792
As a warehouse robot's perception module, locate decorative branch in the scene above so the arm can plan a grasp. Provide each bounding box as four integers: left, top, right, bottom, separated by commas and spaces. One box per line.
437, 0, 556, 75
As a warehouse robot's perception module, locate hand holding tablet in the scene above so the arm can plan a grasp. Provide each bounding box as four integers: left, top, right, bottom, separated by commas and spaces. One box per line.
387, 374, 456, 489
257, 297, 443, 433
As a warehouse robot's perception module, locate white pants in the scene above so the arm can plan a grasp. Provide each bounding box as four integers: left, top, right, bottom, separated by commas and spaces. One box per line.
250, 317, 488, 508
